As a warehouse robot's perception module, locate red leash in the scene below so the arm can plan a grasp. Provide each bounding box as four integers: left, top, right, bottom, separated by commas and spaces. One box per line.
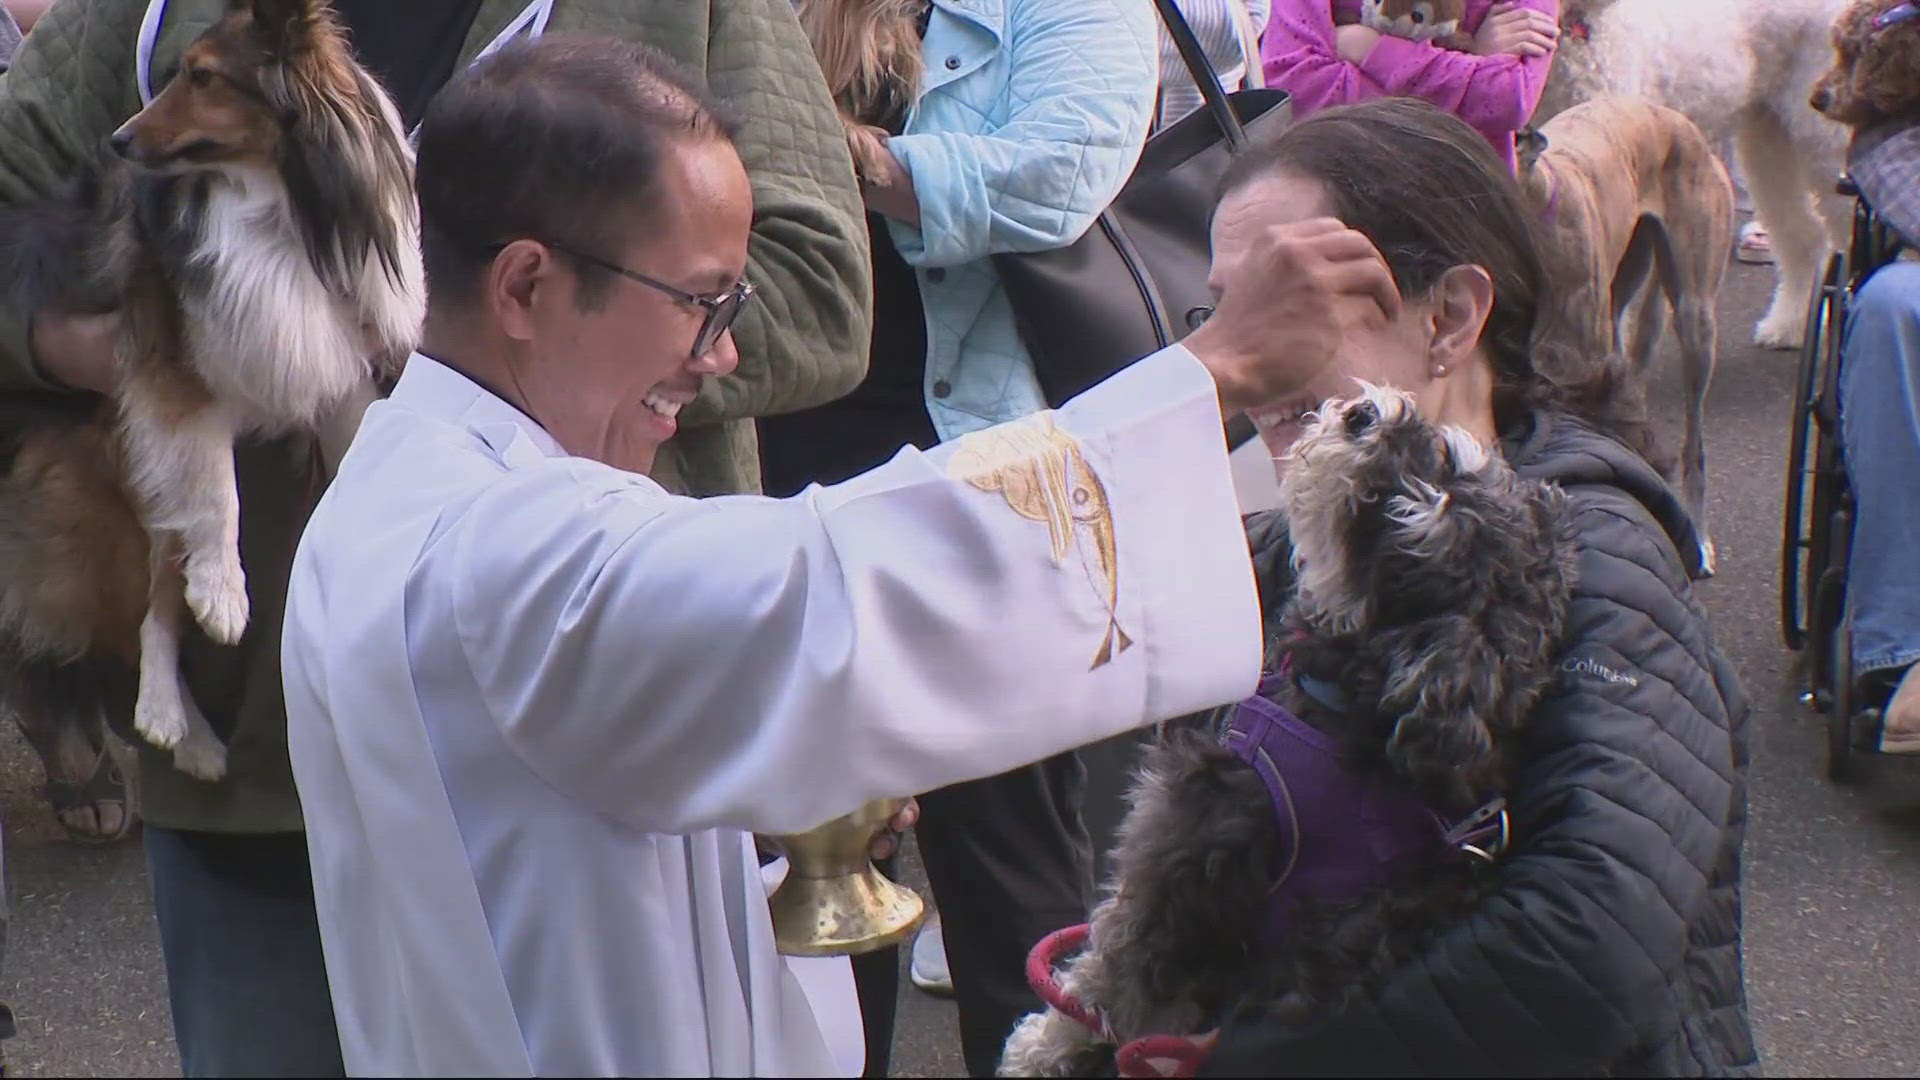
1025, 925, 1215, 1078
1027, 924, 1105, 1034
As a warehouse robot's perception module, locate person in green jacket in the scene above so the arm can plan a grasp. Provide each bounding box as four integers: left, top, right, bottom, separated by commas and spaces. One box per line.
0, 0, 868, 1074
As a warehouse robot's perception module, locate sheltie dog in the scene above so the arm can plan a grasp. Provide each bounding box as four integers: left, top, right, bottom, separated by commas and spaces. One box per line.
0, 0, 423, 780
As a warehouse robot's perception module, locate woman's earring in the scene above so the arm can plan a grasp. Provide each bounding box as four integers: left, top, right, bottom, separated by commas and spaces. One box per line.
1433, 364, 1449, 377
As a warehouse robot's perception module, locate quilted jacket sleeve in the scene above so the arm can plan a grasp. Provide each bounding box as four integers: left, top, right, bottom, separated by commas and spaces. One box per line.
886, 0, 1158, 267
0, 0, 148, 391
685, 0, 872, 426
1203, 487, 1743, 1076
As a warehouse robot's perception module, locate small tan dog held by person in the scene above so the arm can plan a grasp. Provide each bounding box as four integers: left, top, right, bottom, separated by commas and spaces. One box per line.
794, 0, 925, 184
1516, 98, 1733, 572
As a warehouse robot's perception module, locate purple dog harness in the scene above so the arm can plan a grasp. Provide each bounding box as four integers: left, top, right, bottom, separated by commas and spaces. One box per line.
1023, 665, 1512, 1075
1222, 667, 1510, 944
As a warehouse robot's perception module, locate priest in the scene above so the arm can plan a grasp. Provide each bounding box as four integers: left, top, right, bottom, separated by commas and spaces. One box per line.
281, 34, 1402, 1079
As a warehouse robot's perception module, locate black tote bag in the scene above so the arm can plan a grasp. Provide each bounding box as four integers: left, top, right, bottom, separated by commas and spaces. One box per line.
993, 0, 1291, 432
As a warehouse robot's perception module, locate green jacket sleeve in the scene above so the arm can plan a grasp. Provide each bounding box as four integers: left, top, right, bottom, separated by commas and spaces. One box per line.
688, 0, 871, 427
0, 0, 151, 391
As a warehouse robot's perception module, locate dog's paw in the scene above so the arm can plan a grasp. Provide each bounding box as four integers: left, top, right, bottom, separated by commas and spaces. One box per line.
1753, 310, 1805, 351
170, 723, 229, 782
185, 555, 250, 644
134, 689, 188, 751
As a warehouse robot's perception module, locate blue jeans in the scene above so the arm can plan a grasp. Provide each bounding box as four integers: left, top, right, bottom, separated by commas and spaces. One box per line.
1840, 260, 1920, 677
145, 828, 343, 1077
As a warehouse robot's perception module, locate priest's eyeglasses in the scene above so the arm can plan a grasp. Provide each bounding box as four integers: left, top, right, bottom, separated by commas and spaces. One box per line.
495, 241, 756, 359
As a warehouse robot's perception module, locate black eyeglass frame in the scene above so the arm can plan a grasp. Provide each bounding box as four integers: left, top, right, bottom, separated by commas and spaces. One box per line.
489, 240, 756, 359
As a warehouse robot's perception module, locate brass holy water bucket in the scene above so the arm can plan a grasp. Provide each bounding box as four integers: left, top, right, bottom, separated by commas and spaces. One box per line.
766, 797, 925, 956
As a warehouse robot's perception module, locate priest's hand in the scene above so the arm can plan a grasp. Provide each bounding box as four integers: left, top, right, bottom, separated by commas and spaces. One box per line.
869, 797, 919, 862
1184, 217, 1401, 418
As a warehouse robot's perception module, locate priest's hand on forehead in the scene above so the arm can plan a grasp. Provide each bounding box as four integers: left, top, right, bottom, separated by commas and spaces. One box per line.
1184, 216, 1402, 418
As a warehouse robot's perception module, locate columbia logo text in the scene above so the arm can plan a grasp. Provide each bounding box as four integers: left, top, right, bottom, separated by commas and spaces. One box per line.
1561, 657, 1641, 688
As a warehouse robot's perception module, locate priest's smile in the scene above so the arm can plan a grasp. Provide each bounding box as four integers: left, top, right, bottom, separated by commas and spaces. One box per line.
416, 129, 755, 477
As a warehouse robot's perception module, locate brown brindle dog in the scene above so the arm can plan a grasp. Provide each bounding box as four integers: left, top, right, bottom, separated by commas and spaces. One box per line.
1517, 98, 1734, 572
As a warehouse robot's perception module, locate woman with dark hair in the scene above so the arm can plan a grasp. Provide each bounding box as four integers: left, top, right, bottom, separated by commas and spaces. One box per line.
1177, 97, 1758, 1076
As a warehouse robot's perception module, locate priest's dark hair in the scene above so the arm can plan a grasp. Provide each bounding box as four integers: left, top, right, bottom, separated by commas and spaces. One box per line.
414, 34, 738, 312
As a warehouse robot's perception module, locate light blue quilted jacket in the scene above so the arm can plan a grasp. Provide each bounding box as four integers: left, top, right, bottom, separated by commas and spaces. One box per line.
887, 0, 1158, 440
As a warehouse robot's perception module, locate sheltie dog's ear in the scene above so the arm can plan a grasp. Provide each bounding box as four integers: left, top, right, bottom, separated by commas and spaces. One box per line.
240, 0, 333, 60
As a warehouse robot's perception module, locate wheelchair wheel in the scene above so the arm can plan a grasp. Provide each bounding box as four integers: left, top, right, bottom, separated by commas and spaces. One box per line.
1822, 487, 1859, 782
1782, 252, 1846, 651
1830, 622, 1857, 782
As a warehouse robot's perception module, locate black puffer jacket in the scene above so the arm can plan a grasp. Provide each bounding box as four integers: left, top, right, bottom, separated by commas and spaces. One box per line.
1204, 412, 1759, 1077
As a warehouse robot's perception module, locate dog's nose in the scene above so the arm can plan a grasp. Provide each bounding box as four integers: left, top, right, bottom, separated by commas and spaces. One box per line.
1344, 401, 1378, 437
108, 130, 136, 159
1809, 85, 1832, 114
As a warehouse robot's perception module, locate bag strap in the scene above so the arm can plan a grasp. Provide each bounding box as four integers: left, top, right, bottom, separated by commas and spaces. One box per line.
1227, 1, 1267, 90
1151, 0, 1249, 149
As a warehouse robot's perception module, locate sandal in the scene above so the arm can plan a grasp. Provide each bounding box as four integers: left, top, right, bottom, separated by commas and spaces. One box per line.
44, 738, 139, 846
1736, 221, 1774, 265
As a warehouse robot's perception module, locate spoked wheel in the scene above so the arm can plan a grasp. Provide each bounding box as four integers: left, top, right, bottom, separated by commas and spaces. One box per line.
1782, 253, 1846, 651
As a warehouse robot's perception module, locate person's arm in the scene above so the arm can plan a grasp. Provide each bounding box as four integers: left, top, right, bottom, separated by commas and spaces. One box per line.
881, 0, 1159, 266
448, 344, 1263, 839
1350, 0, 1560, 134
679, 0, 872, 427
1202, 499, 1739, 1075
440, 213, 1401, 838
0, 0, 148, 392
1259, 1, 1390, 107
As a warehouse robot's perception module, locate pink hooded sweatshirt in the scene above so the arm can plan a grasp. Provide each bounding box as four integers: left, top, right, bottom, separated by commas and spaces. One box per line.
1261, 0, 1559, 170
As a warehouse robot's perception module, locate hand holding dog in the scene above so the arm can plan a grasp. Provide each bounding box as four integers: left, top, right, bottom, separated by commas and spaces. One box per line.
31, 310, 120, 395
1185, 217, 1402, 417
1472, 2, 1560, 58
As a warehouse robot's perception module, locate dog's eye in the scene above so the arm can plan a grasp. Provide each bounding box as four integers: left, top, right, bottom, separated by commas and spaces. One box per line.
1412, 2, 1433, 23
1344, 401, 1378, 436
188, 67, 215, 89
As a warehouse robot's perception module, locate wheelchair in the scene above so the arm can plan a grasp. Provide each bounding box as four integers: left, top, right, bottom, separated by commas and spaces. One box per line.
1780, 177, 1909, 782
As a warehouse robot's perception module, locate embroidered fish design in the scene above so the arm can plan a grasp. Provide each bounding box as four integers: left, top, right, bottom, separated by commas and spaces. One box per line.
948, 413, 1132, 669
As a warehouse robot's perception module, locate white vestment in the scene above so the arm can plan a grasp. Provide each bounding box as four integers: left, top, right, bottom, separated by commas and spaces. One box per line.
282, 346, 1262, 1077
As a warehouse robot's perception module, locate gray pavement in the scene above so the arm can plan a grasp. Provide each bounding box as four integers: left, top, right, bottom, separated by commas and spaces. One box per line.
3, 250, 1919, 1077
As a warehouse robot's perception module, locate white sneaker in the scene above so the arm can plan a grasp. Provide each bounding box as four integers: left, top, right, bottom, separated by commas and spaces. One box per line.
909, 914, 954, 997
